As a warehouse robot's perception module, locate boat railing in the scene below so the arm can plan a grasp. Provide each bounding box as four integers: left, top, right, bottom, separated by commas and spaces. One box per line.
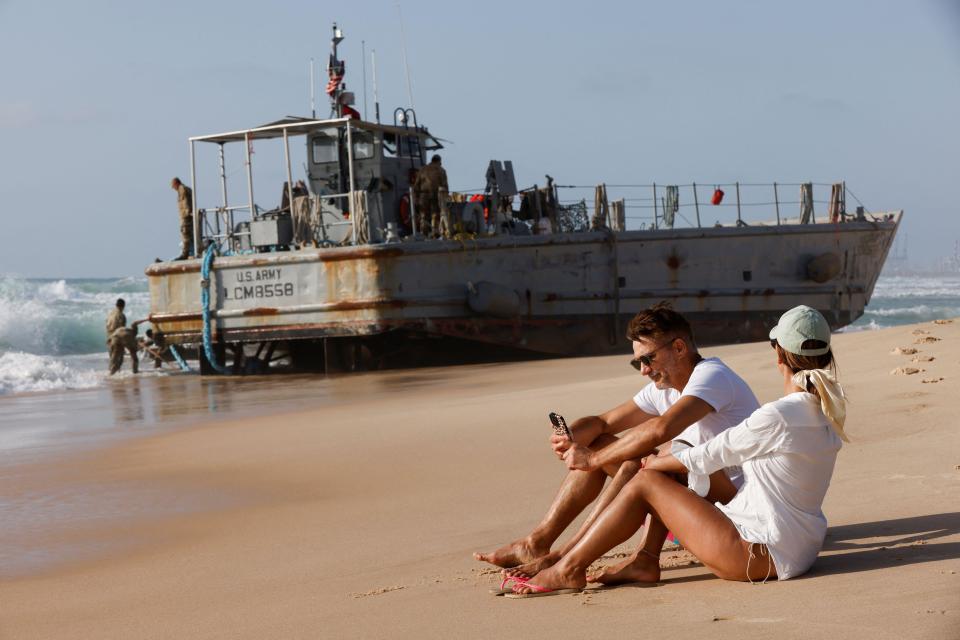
197, 190, 364, 253
554, 180, 879, 230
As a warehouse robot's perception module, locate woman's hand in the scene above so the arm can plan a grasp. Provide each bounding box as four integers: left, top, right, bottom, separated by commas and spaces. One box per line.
642, 452, 686, 473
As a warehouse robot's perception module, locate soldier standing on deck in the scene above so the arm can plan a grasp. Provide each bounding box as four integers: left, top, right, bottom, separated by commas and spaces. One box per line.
171, 177, 194, 260
413, 155, 448, 238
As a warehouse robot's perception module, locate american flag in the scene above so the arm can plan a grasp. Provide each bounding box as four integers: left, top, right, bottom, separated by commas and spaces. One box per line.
326, 73, 342, 96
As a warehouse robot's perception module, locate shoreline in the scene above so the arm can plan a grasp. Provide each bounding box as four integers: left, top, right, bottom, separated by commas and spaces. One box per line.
1, 320, 958, 638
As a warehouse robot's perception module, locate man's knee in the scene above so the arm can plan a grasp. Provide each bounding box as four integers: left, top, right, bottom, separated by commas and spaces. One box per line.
613, 459, 643, 480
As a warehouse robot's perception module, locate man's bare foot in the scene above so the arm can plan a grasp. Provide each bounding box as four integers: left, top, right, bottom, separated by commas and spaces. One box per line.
502, 551, 561, 578
474, 537, 550, 568
588, 549, 661, 585
511, 565, 587, 595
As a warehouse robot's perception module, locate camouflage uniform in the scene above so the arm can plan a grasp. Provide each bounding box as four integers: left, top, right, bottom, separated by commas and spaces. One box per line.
413, 161, 448, 238
105, 307, 126, 335
108, 327, 139, 375
176, 183, 194, 259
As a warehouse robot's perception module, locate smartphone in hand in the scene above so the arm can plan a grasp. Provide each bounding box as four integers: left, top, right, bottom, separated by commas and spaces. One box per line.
549, 412, 573, 440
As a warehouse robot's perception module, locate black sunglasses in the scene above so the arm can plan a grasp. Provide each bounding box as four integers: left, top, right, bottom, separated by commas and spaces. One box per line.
630, 338, 677, 371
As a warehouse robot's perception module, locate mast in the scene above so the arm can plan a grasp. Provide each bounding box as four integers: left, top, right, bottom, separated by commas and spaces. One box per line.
326, 23, 345, 117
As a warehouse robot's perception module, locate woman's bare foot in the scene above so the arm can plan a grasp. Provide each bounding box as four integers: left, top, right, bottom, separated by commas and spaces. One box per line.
588, 549, 661, 585
474, 537, 550, 568
502, 551, 561, 578
511, 564, 587, 595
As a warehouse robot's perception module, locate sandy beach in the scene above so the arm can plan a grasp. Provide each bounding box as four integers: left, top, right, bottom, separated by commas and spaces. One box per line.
1, 320, 958, 639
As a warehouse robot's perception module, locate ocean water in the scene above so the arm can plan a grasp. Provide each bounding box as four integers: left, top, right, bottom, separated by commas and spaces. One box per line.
0, 275, 151, 396
845, 274, 960, 332
0, 272, 958, 397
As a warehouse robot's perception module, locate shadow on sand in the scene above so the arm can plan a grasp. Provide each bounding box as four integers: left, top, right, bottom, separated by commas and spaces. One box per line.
810, 511, 959, 577
650, 512, 959, 585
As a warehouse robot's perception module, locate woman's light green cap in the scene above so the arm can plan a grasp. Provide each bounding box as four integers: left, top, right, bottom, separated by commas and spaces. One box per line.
769, 305, 831, 356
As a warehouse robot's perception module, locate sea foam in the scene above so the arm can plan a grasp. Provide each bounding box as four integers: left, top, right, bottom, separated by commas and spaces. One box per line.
0, 351, 102, 395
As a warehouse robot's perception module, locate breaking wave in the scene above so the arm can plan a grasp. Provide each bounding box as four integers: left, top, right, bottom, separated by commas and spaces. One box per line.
846, 273, 960, 331
0, 275, 150, 395
0, 352, 104, 396
0, 275, 150, 357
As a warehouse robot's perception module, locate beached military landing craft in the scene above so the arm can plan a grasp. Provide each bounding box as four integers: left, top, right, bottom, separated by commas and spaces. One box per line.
145, 24, 901, 374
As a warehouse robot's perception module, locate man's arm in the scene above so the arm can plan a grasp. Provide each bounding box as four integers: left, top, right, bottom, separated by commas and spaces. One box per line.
552, 399, 657, 452
564, 395, 715, 471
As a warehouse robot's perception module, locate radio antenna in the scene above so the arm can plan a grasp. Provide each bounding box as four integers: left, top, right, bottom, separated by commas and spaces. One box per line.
371, 49, 381, 123
361, 39, 368, 120
309, 57, 316, 118
396, 3, 415, 109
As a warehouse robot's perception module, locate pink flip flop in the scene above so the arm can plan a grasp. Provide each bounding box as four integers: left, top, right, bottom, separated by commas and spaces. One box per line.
489, 575, 529, 596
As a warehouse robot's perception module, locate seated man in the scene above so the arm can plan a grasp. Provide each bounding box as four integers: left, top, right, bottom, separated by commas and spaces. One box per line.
475, 303, 760, 583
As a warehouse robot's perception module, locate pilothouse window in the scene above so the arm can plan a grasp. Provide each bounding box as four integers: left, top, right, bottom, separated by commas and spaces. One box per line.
351, 131, 374, 160
312, 131, 375, 163
382, 133, 422, 159
312, 135, 337, 164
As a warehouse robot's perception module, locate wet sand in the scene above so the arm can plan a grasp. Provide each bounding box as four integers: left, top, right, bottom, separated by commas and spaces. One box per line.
1, 322, 958, 639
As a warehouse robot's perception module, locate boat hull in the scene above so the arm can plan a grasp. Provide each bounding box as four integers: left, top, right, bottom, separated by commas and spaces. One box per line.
145, 214, 900, 359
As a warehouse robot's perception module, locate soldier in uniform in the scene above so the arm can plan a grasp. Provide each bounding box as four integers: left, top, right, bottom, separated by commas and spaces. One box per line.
139, 328, 169, 369
412, 155, 448, 238
108, 325, 140, 375
171, 177, 194, 260
106, 298, 127, 335
105, 299, 141, 375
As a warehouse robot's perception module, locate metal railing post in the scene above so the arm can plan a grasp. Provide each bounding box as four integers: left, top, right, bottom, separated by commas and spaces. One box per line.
652, 182, 658, 230
735, 181, 742, 226
217, 143, 227, 240
244, 131, 256, 228
190, 140, 199, 256
841, 179, 846, 218
409, 186, 418, 236
345, 121, 357, 245
773, 182, 781, 225
283, 128, 296, 246
692, 182, 701, 228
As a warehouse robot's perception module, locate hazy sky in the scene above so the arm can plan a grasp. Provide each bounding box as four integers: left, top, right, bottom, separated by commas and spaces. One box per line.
1, 0, 958, 277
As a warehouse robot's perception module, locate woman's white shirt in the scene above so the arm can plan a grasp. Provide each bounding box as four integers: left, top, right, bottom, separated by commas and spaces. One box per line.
675, 392, 843, 580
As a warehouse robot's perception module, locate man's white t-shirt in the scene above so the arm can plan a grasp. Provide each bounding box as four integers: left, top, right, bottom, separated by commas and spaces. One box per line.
632, 357, 760, 488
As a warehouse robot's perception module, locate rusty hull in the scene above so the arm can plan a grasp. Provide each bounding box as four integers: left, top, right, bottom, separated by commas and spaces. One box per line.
145, 213, 900, 355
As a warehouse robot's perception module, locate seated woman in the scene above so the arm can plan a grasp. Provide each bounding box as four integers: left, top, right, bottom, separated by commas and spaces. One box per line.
508, 305, 848, 597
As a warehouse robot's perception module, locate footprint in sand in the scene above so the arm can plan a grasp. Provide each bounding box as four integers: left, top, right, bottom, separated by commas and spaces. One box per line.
914, 336, 941, 344
921, 377, 944, 384
351, 585, 406, 598
933, 319, 954, 325
891, 367, 922, 376
912, 355, 935, 363
891, 347, 919, 355
912, 329, 931, 336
